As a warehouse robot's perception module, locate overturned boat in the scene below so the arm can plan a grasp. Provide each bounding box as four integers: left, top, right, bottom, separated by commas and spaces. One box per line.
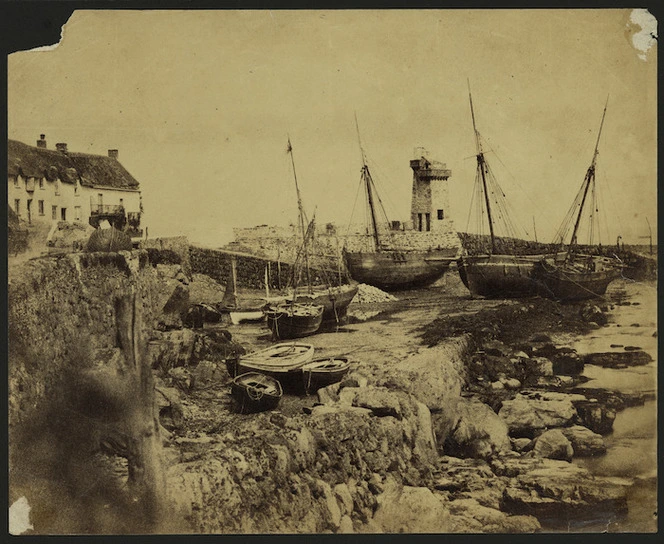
231, 372, 283, 413
301, 357, 352, 393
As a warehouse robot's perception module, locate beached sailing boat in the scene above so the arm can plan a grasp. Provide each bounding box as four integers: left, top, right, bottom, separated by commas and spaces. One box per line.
457, 87, 551, 298
343, 119, 456, 291
535, 100, 623, 300
266, 138, 358, 333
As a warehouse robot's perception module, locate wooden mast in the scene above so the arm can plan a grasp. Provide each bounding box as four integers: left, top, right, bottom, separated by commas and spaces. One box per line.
287, 136, 312, 292
468, 81, 496, 253
355, 114, 381, 252
567, 97, 608, 260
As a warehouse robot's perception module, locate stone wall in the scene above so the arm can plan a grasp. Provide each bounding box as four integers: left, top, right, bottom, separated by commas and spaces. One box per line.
189, 246, 346, 290
229, 224, 461, 262
139, 236, 192, 278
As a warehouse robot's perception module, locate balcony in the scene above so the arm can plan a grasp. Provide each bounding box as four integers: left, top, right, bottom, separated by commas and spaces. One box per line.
91, 204, 125, 215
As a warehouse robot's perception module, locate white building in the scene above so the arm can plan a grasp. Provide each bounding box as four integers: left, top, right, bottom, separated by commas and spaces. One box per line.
8, 135, 142, 235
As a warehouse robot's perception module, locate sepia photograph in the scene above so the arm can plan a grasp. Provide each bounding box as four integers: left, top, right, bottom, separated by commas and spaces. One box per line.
6, 7, 658, 535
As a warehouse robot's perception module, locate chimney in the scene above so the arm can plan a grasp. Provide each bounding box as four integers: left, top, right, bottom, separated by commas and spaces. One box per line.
55, 142, 68, 154
108, 149, 119, 160
36, 134, 47, 148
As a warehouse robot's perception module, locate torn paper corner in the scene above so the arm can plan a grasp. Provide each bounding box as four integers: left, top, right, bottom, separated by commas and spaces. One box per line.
9, 496, 34, 535
629, 9, 658, 61
28, 19, 67, 52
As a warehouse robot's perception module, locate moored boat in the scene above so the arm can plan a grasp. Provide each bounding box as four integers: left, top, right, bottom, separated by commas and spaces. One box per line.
537, 253, 623, 300
534, 99, 623, 301
217, 256, 268, 324
301, 357, 352, 393
343, 120, 456, 290
346, 248, 456, 291
226, 342, 315, 390
457, 253, 547, 298
231, 372, 283, 413
264, 302, 324, 340
457, 84, 550, 298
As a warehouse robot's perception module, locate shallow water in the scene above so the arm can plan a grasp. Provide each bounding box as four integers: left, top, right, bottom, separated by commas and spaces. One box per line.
567, 280, 657, 532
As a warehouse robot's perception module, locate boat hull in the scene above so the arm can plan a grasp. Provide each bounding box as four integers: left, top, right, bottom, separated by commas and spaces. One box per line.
301, 357, 351, 393
229, 310, 265, 324
265, 304, 324, 339
344, 249, 456, 291
227, 342, 315, 389
291, 283, 359, 324
457, 254, 547, 298
536, 256, 623, 301
231, 372, 282, 413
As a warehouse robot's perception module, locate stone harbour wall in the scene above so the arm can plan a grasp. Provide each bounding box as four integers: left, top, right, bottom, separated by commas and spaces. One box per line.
189, 246, 346, 290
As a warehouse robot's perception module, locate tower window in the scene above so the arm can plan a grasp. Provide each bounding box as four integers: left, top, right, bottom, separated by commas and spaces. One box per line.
437, 209, 444, 220
425, 213, 431, 232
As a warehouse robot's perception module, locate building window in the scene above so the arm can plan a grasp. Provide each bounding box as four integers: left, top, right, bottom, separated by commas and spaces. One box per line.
13, 176, 19, 187
52, 205, 58, 220
75, 206, 81, 221
39, 178, 45, 190
425, 213, 431, 232
437, 209, 444, 220
55, 180, 60, 196
75, 182, 80, 196
38, 200, 45, 216
61, 208, 67, 221
417, 213, 423, 232
14, 199, 20, 216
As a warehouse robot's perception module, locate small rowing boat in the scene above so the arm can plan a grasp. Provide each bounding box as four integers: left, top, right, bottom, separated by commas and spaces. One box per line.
231, 372, 283, 413
301, 357, 352, 393
226, 342, 315, 386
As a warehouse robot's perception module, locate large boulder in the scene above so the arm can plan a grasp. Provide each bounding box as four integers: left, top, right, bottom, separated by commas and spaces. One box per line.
372, 478, 452, 533
498, 391, 581, 438
574, 400, 616, 435
444, 398, 511, 459
560, 426, 606, 457
584, 351, 653, 368
448, 498, 541, 533
531, 429, 573, 461
389, 341, 466, 412
501, 459, 628, 522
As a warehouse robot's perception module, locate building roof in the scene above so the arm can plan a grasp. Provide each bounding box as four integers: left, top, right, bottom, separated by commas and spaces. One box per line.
7, 139, 140, 190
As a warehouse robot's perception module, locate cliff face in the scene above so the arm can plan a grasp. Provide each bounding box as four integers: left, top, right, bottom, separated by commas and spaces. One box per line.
8, 249, 195, 533
8, 251, 160, 426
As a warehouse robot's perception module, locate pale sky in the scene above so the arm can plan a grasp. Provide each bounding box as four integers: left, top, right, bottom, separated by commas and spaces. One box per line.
8, 9, 657, 246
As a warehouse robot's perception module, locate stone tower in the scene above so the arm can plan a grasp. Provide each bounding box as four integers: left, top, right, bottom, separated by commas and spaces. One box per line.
409, 147, 452, 233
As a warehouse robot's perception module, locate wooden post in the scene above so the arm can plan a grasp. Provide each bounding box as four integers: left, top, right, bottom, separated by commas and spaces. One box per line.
115, 289, 165, 527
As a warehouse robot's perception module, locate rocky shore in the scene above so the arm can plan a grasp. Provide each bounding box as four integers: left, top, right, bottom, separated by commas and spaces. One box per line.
144, 273, 655, 533
8, 249, 656, 534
